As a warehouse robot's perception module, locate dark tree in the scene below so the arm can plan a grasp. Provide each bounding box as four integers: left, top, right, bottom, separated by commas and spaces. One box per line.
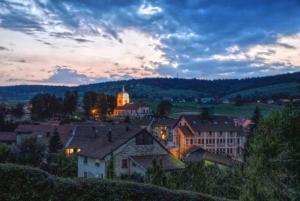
157, 100, 172, 117
11, 103, 24, 117
63, 91, 78, 115
93, 93, 116, 119
49, 128, 63, 153
241, 108, 300, 201
83, 91, 98, 115
200, 107, 211, 119
146, 158, 167, 186
124, 115, 131, 123
235, 94, 243, 106
31, 94, 63, 119
17, 137, 46, 166
251, 106, 262, 125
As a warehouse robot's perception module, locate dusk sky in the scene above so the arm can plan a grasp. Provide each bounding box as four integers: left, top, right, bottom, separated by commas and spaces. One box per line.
1, 0, 300, 86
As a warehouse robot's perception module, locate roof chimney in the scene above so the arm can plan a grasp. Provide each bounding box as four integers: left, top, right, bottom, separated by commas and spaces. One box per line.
92, 126, 98, 138
107, 128, 112, 142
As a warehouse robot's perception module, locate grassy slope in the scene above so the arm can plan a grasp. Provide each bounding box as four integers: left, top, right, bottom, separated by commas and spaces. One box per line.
0, 163, 230, 201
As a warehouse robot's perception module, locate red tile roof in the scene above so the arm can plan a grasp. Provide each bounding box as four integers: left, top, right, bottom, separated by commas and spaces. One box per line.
15, 124, 74, 146
114, 103, 148, 111
0, 132, 16, 142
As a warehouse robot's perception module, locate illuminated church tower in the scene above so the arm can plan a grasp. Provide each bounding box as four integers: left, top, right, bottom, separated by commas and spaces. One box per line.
116, 86, 130, 107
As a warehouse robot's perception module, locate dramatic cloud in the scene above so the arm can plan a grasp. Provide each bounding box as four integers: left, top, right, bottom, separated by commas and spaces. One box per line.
0, 0, 300, 85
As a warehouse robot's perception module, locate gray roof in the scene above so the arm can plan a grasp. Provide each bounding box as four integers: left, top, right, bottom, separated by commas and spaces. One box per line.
130, 154, 185, 171
184, 147, 240, 167
152, 118, 177, 127
178, 115, 243, 132
68, 123, 151, 159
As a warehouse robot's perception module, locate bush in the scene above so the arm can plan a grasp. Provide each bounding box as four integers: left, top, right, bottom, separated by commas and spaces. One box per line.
0, 163, 227, 201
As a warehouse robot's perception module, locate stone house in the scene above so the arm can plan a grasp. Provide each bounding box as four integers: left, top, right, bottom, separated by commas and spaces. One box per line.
66, 123, 184, 178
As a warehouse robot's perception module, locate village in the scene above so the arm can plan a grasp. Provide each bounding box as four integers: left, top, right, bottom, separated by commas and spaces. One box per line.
0, 86, 255, 180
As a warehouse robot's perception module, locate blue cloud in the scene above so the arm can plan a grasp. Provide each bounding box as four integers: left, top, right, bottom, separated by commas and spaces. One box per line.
0, 0, 300, 80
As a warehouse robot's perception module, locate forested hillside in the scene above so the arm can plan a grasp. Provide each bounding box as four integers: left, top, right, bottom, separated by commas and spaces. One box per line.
0, 72, 299, 102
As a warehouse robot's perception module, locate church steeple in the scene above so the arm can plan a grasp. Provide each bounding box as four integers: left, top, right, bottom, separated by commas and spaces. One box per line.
116, 86, 130, 107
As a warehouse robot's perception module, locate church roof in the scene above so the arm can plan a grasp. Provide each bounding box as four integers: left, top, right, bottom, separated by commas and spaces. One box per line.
114, 103, 148, 111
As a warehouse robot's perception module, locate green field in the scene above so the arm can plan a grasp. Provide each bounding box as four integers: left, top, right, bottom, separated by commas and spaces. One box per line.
171, 103, 283, 118
140, 99, 284, 119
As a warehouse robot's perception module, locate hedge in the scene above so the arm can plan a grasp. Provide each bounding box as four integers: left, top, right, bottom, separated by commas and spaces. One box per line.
0, 163, 229, 201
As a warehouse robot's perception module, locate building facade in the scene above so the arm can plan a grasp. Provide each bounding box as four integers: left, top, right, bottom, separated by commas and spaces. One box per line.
172, 115, 246, 160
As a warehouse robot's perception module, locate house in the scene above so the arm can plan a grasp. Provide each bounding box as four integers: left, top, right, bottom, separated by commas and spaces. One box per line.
172, 115, 245, 160
14, 124, 74, 147
184, 147, 241, 168
66, 123, 184, 178
113, 86, 151, 118
150, 118, 177, 144
0, 132, 16, 144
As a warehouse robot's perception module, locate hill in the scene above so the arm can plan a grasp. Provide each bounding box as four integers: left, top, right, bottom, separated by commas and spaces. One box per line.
0, 72, 299, 103
0, 163, 228, 201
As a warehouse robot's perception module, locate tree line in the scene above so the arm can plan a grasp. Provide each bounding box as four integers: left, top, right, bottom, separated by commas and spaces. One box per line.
30, 91, 117, 120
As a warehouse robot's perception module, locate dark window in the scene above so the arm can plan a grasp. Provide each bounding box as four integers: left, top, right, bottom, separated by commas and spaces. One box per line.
84, 156, 88, 164
190, 139, 193, 144
95, 162, 100, 167
121, 159, 128, 168
198, 139, 201, 144
136, 132, 153, 145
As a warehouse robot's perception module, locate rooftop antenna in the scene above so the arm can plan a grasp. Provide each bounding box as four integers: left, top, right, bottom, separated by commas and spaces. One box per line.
122, 85, 125, 93
176, 72, 179, 79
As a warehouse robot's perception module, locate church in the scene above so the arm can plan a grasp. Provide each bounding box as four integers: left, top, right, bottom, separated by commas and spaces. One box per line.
113, 86, 151, 118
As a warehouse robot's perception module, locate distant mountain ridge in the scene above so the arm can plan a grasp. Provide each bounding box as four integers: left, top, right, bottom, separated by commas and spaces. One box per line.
0, 72, 300, 102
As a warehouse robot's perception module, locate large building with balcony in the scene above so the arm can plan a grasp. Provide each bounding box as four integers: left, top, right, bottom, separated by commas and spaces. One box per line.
172, 115, 246, 160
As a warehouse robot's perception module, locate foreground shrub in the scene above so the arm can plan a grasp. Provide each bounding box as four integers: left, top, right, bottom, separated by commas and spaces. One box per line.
0, 163, 229, 201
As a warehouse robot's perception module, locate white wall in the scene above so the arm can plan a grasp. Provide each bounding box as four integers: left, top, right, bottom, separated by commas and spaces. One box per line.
78, 156, 106, 178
